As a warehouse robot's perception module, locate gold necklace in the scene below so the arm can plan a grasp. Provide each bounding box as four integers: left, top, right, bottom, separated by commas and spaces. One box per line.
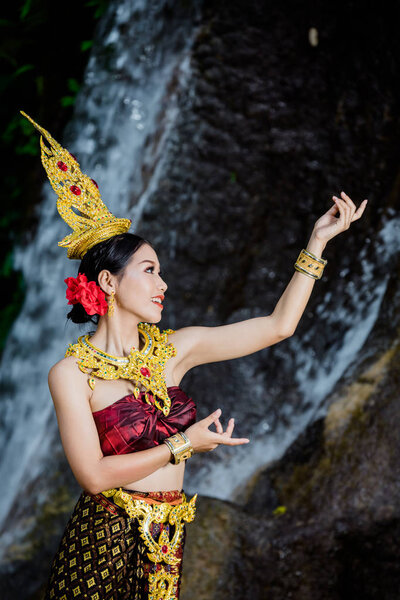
65, 322, 176, 416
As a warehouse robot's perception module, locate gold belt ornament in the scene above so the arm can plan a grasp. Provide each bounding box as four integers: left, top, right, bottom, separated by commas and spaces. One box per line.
102, 488, 197, 600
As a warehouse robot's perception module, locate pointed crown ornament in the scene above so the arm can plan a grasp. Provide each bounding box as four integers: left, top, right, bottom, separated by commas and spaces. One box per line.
20, 111, 132, 260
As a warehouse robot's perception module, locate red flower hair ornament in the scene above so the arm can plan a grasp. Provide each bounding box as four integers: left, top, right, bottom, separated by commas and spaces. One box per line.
64, 272, 108, 316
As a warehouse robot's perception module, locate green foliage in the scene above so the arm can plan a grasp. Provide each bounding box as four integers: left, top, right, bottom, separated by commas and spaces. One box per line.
81, 40, 93, 52
0, 250, 14, 278
3, 115, 39, 155
14, 64, 34, 77
61, 78, 81, 107
67, 78, 80, 93
20, 0, 32, 20
85, 0, 109, 19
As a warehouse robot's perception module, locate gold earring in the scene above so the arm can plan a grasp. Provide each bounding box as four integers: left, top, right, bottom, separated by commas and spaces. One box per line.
107, 290, 115, 317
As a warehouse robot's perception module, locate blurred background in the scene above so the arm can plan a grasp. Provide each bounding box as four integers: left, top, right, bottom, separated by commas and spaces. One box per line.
1, 0, 400, 598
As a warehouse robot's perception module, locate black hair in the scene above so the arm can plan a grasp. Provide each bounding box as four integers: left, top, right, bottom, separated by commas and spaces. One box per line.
66, 233, 152, 325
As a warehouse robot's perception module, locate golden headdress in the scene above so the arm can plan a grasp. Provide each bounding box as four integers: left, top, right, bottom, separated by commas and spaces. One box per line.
20, 111, 132, 259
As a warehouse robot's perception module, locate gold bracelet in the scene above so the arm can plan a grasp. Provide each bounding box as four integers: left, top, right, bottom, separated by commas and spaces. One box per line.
294, 248, 327, 280
163, 431, 194, 465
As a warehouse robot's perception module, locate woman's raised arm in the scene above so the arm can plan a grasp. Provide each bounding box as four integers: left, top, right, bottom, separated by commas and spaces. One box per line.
170, 191, 368, 374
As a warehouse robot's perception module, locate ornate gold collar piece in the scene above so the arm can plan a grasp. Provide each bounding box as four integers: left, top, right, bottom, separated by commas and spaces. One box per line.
65, 323, 176, 416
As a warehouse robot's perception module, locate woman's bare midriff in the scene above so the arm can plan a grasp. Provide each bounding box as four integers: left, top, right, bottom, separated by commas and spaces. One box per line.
123, 460, 186, 492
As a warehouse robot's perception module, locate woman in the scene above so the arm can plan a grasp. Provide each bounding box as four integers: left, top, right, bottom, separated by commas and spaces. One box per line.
21, 111, 367, 599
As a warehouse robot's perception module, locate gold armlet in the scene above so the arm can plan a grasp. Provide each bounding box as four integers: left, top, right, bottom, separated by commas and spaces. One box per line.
294, 248, 327, 280
163, 431, 194, 465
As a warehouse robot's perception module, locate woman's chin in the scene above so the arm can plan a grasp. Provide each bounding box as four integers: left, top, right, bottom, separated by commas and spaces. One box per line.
140, 309, 163, 324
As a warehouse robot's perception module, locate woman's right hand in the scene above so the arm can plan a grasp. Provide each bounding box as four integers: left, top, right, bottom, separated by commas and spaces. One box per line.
184, 408, 250, 453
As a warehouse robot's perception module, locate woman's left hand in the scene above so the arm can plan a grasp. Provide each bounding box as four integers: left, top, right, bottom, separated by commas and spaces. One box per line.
312, 191, 368, 244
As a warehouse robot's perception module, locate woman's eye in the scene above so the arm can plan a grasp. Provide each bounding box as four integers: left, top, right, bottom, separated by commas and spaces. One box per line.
145, 266, 163, 276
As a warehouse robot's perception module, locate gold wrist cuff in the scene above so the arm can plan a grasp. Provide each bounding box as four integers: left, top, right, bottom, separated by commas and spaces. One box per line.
294, 248, 327, 280
163, 431, 194, 465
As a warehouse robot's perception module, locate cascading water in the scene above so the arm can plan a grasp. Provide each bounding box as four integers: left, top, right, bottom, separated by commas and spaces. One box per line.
0, 0, 398, 565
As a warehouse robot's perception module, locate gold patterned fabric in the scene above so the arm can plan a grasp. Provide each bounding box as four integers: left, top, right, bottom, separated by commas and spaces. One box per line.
44, 488, 194, 600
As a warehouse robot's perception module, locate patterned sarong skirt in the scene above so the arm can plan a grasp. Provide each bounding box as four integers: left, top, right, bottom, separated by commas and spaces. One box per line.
44, 487, 197, 600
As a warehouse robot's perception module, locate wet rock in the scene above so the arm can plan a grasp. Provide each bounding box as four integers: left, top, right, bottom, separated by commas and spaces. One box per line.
181, 254, 400, 599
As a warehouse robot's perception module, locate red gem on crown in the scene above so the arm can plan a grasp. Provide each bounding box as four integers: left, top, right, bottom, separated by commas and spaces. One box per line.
140, 367, 151, 378
70, 185, 81, 196
57, 161, 68, 172
90, 178, 99, 188
161, 545, 168, 554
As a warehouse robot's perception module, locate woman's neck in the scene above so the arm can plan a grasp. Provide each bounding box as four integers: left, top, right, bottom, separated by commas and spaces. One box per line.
88, 316, 145, 356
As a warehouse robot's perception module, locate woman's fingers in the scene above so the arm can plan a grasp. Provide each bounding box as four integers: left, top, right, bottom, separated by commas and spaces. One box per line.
213, 417, 223, 434
341, 190, 368, 220
225, 417, 235, 437
207, 422, 250, 445
312, 190, 368, 243
340, 190, 357, 210
351, 199, 368, 221
333, 196, 351, 228
208, 431, 250, 445
326, 202, 340, 215
218, 435, 250, 446
339, 192, 356, 224
202, 408, 222, 427
332, 197, 345, 225
333, 196, 349, 213
336, 190, 367, 215
210, 416, 235, 437
199, 410, 250, 446
202, 410, 233, 435
334, 191, 368, 224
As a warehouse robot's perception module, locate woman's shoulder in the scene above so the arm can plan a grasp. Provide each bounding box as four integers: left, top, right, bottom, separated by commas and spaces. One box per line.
49, 354, 82, 377
48, 355, 88, 398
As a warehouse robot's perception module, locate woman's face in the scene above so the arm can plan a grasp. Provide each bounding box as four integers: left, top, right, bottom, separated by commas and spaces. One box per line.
115, 243, 167, 323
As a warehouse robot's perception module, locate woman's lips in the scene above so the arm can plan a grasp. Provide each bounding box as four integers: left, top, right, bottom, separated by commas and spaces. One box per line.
152, 300, 164, 309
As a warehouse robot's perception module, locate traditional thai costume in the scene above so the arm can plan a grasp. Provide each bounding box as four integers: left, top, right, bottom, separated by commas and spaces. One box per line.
44, 382, 197, 600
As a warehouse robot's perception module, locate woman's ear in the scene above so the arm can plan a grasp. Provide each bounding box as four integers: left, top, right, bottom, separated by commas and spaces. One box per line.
97, 269, 115, 295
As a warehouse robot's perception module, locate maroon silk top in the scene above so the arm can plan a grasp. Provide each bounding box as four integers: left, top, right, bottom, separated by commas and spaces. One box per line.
92, 386, 197, 456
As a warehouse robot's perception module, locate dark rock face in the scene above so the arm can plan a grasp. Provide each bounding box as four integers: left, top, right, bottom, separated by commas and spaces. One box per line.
177, 1, 400, 597
181, 254, 400, 599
